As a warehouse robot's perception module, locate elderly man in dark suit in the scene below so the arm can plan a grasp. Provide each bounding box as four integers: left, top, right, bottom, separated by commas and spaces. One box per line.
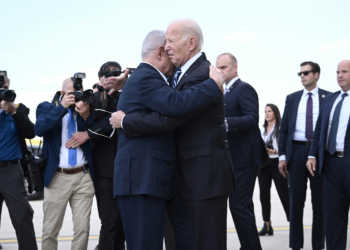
216, 53, 267, 250
278, 61, 330, 250
112, 28, 225, 250
306, 60, 350, 250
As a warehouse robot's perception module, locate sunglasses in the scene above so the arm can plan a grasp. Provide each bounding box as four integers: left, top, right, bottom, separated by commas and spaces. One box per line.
297, 70, 313, 77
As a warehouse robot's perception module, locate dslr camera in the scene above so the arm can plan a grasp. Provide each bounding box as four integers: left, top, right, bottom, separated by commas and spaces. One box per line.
265, 140, 274, 150
0, 71, 16, 102
71, 72, 94, 103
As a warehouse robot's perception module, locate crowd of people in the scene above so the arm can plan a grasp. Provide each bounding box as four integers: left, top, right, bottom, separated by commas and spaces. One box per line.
0, 17, 350, 250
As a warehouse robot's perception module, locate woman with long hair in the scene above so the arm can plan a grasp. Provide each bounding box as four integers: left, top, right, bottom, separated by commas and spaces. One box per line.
258, 104, 290, 236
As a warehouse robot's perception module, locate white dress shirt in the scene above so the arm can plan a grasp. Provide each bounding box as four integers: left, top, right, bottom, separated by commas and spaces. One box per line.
225, 77, 240, 93
177, 52, 202, 83
293, 86, 320, 141
58, 111, 87, 168
326, 89, 350, 152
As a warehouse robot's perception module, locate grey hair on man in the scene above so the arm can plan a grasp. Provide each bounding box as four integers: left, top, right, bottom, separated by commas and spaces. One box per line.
169, 18, 203, 51
141, 30, 166, 59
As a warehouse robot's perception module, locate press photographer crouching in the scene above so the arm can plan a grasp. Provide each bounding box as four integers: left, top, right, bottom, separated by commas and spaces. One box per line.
34, 75, 95, 250
0, 71, 38, 250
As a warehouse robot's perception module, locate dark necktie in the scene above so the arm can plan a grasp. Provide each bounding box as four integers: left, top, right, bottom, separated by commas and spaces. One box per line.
68, 109, 77, 167
327, 93, 349, 155
173, 68, 182, 89
305, 92, 313, 141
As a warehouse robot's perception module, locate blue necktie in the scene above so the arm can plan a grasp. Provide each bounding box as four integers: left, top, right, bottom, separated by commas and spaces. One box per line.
68, 109, 77, 167
327, 93, 348, 155
173, 68, 182, 89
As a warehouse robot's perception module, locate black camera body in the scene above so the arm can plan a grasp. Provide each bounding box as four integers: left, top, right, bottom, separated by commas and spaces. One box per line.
71, 72, 94, 103
0, 71, 16, 102
102, 68, 136, 78
265, 140, 274, 150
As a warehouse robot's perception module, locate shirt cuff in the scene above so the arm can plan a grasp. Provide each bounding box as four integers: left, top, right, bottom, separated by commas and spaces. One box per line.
308, 156, 316, 159
279, 155, 286, 161
120, 114, 126, 129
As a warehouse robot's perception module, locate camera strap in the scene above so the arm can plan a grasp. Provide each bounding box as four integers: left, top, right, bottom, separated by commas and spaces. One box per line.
264, 124, 276, 143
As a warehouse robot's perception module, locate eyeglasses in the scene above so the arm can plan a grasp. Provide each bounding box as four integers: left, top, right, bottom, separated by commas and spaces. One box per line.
297, 71, 313, 77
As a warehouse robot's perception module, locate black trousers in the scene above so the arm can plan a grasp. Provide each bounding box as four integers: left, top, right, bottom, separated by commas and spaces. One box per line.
258, 157, 290, 222
117, 195, 166, 250
229, 166, 262, 250
95, 177, 125, 250
186, 195, 228, 250
323, 152, 350, 250
0, 163, 37, 250
288, 144, 325, 249
165, 193, 191, 250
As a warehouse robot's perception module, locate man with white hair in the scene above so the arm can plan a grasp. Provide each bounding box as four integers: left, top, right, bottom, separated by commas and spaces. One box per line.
112, 19, 235, 250
112, 29, 224, 250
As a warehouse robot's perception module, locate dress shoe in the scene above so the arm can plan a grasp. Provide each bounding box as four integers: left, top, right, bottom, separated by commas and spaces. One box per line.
258, 222, 273, 236
0, 243, 2, 249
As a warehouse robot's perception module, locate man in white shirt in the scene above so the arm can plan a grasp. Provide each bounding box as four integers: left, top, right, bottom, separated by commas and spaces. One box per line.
278, 61, 330, 250
35, 78, 95, 250
306, 60, 350, 250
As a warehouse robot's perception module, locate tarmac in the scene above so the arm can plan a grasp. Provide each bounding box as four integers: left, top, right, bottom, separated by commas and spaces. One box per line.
1, 180, 349, 249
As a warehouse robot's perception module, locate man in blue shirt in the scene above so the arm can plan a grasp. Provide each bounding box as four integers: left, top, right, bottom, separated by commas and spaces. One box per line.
0, 75, 37, 250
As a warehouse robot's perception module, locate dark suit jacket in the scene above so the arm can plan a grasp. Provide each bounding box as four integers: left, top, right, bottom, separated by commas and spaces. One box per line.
225, 78, 268, 169
309, 91, 350, 173
34, 100, 95, 187
88, 91, 119, 178
122, 54, 235, 200
279, 88, 331, 164
114, 62, 222, 200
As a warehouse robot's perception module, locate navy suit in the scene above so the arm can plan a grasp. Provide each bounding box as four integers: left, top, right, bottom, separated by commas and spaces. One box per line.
114, 61, 222, 250
34, 100, 95, 186
120, 54, 235, 250
309, 90, 350, 249
279, 88, 330, 249
224, 78, 267, 250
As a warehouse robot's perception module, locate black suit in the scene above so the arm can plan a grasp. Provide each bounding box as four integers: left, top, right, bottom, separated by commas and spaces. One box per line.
88, 91, 125, 249
122, 53, 235, 250
278, 88, 330, 249
309, 90, 350, 249
224, 78, 267, 250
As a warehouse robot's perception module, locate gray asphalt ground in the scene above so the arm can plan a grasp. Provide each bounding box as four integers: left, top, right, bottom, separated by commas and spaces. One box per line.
1, 180, 349, 249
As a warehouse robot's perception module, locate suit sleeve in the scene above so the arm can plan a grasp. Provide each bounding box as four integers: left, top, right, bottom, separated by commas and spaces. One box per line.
278, 95, 291, 158
12, 103, 35, 139
122, 110, 199, 138
87, 114, 113, 140
138, 71, 222, 117
226, 84, 259, 130
35, 102, 67, 136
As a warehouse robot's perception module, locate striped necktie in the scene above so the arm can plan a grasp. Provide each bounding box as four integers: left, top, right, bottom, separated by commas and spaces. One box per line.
173, 68, 182, 89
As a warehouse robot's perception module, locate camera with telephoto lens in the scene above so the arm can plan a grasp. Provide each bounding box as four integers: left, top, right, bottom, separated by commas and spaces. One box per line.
0, 71, 16, 102
71, 72, 94, 103
98, 68, 136, 92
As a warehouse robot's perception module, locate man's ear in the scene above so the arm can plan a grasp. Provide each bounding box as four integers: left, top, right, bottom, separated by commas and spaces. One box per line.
315, 72, 320, 81
188, 36, 196, 51
157, 46, 164, 60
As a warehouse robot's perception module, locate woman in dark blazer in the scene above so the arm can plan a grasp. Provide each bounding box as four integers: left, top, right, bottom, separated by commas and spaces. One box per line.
258, 104, 290, 236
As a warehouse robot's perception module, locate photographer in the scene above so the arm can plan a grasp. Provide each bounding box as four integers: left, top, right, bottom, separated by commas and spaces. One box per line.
35, 77, 95, 250
0, 75, 37, 250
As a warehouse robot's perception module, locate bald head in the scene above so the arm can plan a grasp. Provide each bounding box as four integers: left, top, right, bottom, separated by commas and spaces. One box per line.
62, 78, 73, 92
337, 59, 350, 92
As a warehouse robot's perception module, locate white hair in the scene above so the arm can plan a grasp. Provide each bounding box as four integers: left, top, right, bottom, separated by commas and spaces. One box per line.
169, 18, 203, 50
141, 30, 166, 59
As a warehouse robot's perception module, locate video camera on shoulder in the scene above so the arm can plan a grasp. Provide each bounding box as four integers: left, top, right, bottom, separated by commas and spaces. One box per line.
0, 71, 16, 102
71, 72, 94, 103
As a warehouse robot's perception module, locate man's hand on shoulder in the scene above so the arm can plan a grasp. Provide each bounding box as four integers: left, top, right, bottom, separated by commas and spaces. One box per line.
75, 101, 90, 120
209, 65, 224, 94
105, 69, 130, 95
61, 90, 75, 108
110, 110, 125, 129
1, 100, 17, 115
